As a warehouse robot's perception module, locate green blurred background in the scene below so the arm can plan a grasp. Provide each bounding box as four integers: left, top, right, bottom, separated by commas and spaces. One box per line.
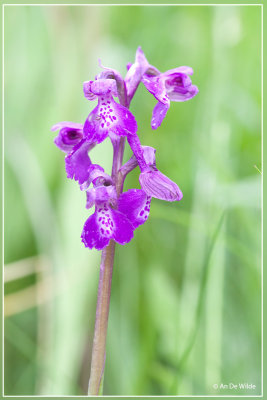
4, 5, 261, 396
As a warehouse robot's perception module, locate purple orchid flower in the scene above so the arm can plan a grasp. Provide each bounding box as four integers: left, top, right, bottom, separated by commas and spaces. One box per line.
143, 66, 199, 129
51, 122, 96, 184
126, 47, 198, 129
81, 167, 151, 250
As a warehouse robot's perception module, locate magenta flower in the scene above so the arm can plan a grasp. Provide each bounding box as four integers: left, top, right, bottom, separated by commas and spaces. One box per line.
81, 167, 151, 250
142, 66, 199, 129
126, 47, 198, 129
83, 79, 137, 144
51, 122, 96, 184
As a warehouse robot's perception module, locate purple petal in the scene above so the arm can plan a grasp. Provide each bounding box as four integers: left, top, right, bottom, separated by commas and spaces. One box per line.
51, 122, 83, 153
142, 146, 156, 166
118, 189, 151, 228
142, 75, 169, 105
111, 208, 134, 245
127, 133, 147, 172
95, 186, 117, 203
81, 209, 110, 250
65, 139, 95, 184
96, 66, 125, 105
83, 81, 98, 101
83, 95, 137, 144
81, 164, 113, 190
163, 71, 198, 102
139, 170, 183, 201
85, 185, 116, 209
162, 66, 194, 77
86, 189, 96, 209
151, 102, 169, 130
125, 47, 150, 100
168, 84, 199, 102
90, 79, 118, 96
81, 203, 134, 250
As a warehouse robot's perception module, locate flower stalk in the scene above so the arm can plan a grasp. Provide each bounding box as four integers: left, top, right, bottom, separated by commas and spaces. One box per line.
88, 240, 116, 395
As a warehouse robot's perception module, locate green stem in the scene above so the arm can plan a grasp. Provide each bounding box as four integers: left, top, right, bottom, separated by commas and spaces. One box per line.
88, 136, 126, 396
88, 240, 116, 395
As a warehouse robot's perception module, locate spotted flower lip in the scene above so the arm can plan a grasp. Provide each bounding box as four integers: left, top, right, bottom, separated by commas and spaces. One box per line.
82, 167, 153, 250
83, 79, 138, 145
82, 201, 134, 251
81, 183, 134, 250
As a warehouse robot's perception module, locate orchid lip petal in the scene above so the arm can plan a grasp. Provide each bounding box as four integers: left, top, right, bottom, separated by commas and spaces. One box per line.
81, 202, 134, 250
83, 93, 138, 144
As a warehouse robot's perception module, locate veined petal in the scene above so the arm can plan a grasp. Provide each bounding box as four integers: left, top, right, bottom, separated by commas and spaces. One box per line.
164, 71, 198, 102
97, 66, 125, 104
125, 47, 150, 100
51, 122, 83, 153
86, 188, 96, 209
139, 170, 183, 201
65, 139, 95, 184
81, 203, 134, 250
168, 84, 199, 102
162, 66, 194, 77
142, 75, 169, 105
83, 81, 98, 101
90, 79, 118, 96
118, 189, 151, 228
151, 102, 169, 130
142, 146, 156, 166
83, 95, 138, 144
80, 164, 113, 190
85, 185, 116, 209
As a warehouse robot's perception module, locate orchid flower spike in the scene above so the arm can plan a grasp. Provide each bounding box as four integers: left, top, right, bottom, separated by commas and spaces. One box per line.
52, 47, 198, 251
